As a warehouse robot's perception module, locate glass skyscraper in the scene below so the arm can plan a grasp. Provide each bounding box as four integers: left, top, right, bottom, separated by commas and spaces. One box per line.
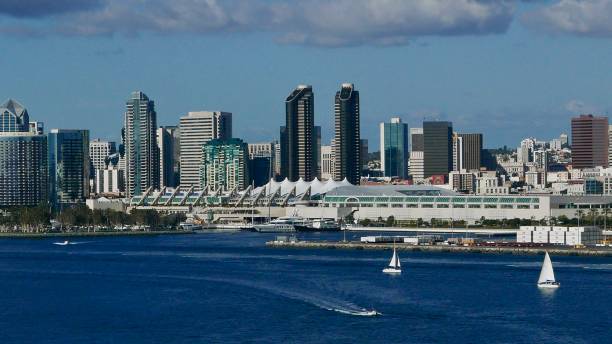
282, 85, 315, 182
124, 91, 160, 197
380, 117, 409, 179
423, 121, 453, 178
333, 83, 361, 184
48, 129, 90, 208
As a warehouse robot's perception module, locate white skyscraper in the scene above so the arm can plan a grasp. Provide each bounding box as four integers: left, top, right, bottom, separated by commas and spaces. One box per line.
179, 111, 232, 189
409, 128, 424, 179
90, 139, 116, 171
320, 145, 335, 181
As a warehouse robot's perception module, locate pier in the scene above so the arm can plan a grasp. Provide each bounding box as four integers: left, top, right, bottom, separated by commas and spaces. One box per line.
266, 240, 612, 257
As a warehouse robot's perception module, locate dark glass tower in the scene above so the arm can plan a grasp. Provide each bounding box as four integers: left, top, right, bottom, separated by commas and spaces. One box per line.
333, 83, 361, 184
48, 129, 90, 208
423, 121, 452, 178
124, 91, 160, 197
380, 117, 409, 179
282, 85, 315, 181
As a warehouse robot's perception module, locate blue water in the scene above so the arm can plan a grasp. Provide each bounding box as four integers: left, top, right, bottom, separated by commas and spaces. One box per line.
0, 232, 610, 343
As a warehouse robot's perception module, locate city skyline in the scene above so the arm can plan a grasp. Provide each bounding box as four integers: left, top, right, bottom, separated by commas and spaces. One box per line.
4, 1, 612, 147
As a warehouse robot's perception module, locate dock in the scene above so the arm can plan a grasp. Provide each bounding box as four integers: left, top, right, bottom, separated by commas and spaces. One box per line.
345, 226, 517, 235
266, 240, 612, 257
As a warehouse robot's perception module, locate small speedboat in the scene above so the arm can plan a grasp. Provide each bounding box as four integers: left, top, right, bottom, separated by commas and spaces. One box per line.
53, 240, 70, 246
358, 309, 381, 316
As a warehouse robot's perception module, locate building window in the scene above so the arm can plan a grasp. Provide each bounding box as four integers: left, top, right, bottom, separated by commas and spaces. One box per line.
421, 204, 434, 208
436, 204, 449, 208
453, 204, 465, 208
468, 204, 481, 209
501, 204, 513, 209
392, 204, 403, 208
484, 204, 497, 209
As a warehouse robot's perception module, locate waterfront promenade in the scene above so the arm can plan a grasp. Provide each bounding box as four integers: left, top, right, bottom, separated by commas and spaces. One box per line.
267, 240, 612, 257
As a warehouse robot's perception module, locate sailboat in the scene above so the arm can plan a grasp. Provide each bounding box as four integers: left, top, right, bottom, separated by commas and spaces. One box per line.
537, 251, 560, 289
382, 243, 401, 274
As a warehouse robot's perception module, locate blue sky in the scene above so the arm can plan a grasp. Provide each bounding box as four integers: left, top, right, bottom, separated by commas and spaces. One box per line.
2, 0, 612, 148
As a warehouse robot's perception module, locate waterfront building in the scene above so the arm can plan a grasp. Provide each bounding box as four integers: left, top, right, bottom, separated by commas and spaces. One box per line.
409, 128, 424, 179
124, 91, 160, 197
179, 111, 232, 189
0, 99, 48, 206
200, 138, 249, 192
571, 114, 608, 169
380, 117, 408, 179
423, 121, 452, 178
282, 85, 315, 181
320, 145, 334, 181
157, 126, 180, 188
333, 83, 361, 184
48, 129, 90, 207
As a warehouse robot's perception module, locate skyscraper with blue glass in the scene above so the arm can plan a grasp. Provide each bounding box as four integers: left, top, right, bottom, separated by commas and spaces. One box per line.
380, 117, 409, 179
48, 129, 90, 208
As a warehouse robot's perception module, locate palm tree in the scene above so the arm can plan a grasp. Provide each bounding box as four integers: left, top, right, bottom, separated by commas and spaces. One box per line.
576, 209, 585, 226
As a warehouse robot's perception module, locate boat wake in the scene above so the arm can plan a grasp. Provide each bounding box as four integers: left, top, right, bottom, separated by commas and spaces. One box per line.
195, 276, 381, 317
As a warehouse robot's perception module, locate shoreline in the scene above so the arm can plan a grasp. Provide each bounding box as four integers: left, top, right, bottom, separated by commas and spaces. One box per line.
266, 240, 612, 257
0, 230, 195, 239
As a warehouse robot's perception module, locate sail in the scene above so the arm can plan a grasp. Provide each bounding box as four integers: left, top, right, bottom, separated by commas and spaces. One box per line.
388, 249, 398, 268
395, 251, 401, 268
538, 252, 556, 284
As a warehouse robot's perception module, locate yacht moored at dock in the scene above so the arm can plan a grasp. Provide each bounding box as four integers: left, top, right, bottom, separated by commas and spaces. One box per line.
253, 216, 312, 233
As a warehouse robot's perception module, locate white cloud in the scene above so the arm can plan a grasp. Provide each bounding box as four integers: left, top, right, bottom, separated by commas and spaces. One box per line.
0, 0, 517, 47
523, 0, 612, 37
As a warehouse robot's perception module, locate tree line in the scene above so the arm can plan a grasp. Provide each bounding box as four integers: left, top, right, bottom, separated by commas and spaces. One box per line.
0, 204, 186, 232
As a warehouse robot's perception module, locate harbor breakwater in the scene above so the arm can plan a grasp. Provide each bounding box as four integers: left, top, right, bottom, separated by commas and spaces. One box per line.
266, 240, 612, 257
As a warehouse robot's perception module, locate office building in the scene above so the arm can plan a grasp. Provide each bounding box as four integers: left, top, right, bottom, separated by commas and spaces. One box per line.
248, 142, 275, 187
90, 139, 116, 171
314, 126, 321, 178
123, 91, 160, 197
320, 145, 334, 181
423, 121, 452, 178
29, 121, 44, 135
157, 126, 180, 188
48, 129, 90, 207
571, 114, 608, 169
0, 99, 48, 206
333, 83, 361, 184
282, 85, 315, 181
200, 138, 249, 192
609, 125, 612, 168
380, 117, 408, 178
179, 111, 232, 189
458, 133, 482, 171
409, 128, 424, 179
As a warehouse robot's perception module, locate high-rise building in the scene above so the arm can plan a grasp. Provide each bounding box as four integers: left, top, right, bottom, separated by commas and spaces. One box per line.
360, 139, 368, 175
320, 145, 334, 181
157, 126, 180, 188
409, 128, 424, 179
282, 85, 315, 181
380, 117, 408, 178
608, 125, 612, 168
458, 133, 482, 171
518, 138, 535, 164
200, 138, 249, 192
123, 91, 160, 197
559, 133, 569, 148
94, 153, 123, 195
571, 114, 608, 169
333, 83, 360, 184
423, 121, 452, 178
48, 129, 90, 208
89, 139, 116, 171
314, 126, 321, 178
248, 142, 275, 186
0, 99, 48, 206
273, 141, 281, 179
179, 111, 232, 189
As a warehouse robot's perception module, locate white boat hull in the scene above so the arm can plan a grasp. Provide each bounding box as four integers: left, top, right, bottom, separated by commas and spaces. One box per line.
537, 282, 560, 289
382, 268, 401, 274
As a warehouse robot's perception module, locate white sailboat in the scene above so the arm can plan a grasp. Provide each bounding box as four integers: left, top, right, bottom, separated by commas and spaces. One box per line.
537, 251, 560, 289
382, 244, 401, 274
